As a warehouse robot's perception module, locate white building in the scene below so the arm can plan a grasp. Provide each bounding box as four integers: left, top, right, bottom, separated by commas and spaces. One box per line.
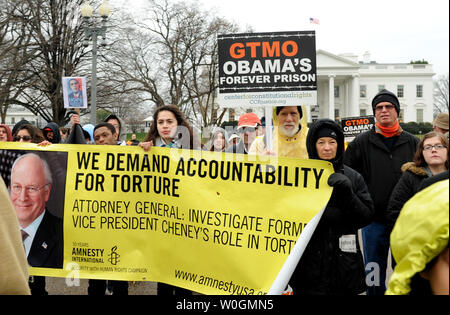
313, 50, 435, 123
3, 105, 46, 129
228, 50, 435, 124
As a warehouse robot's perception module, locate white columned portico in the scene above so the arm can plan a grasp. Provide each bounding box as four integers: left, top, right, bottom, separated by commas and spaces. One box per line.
351, 74, 360, 117
328, 75, 335, 120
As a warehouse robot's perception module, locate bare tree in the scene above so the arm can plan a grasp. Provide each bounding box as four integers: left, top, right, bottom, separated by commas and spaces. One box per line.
105, 0, 238, 128
0, 0, 35, 123
434, 74, 449, 114
183, 16, 238, 128
1, 0, 240, 128
5, 0, 91, 125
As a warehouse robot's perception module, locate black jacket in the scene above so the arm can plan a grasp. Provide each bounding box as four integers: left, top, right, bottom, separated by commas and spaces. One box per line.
344, 128, 418, 223
419, 170, 449, 191
385, 162, 429, 230
28, 211, 63, 269
290, 119, 374, 295
225, 140, 248, 155
65, 124, 87, 144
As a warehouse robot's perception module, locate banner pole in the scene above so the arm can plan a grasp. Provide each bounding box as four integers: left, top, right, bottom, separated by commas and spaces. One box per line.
267, 207, 325, 295
265, 106, 273, 152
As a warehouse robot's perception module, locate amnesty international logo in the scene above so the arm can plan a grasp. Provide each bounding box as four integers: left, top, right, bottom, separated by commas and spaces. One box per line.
108, 246, 120, 265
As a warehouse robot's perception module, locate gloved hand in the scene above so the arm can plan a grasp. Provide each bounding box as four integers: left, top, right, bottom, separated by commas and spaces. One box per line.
328, 173, 353, 197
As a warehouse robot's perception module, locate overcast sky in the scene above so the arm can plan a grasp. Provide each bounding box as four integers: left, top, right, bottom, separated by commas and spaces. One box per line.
115, 0, 449, 76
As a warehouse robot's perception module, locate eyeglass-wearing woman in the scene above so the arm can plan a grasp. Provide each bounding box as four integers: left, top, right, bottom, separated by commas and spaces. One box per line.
386, 131, 449, 230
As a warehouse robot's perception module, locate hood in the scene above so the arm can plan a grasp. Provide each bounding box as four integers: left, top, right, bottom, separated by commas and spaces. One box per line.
272, 106, 307, 129
306, 118, 345, 172
12, 119, 31, 136
212, 127, 229, 143
386, 179, 449, 295
401, 162, 428, 177
272, 106, 308, 140
82, 124, 95, 143
43, 122, 61, 143
0, 124, 13, 141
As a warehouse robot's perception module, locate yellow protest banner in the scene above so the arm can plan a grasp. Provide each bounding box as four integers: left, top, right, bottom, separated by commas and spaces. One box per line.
0, 142, 333, 295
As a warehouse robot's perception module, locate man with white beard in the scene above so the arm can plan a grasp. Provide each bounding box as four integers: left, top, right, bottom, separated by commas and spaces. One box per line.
249, 106, 309, 159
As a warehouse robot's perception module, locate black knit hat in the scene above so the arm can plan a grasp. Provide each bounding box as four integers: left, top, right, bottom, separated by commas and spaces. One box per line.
315, 127, 338, 142
372, 89, 400, 115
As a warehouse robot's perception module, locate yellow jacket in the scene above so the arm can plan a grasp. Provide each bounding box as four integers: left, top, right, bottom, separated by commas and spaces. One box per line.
0, 177, 30, 294
249, 106, 309, 159
386, 179, 449, 295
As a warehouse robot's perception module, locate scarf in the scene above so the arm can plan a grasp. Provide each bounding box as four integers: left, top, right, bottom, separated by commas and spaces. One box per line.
155, 136, 182, 149
375, 121, 402, 138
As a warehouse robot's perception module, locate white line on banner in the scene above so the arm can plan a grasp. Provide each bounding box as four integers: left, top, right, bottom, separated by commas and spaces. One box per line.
219, 86, 317, 91
218, 33, 315, 40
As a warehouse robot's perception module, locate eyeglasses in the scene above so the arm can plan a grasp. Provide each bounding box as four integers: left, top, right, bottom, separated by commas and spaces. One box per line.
10, 184, 49, 195
13, 135, 32, 141
238, 127, 257, 134
375, 104, 396, 112
423, 144, 448, 151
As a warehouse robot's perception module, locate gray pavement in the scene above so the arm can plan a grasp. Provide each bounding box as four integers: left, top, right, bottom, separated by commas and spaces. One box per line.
42, 230, 392, 295
45, 278, 157, 295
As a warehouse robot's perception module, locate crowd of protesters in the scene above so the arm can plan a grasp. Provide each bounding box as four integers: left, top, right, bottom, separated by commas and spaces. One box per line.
0, 89, 448, 296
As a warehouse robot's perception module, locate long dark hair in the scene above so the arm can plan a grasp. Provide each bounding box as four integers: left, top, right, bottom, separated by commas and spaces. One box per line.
144, 105, 194, 149
14, 124, 45, 144
413, 131, 449, 169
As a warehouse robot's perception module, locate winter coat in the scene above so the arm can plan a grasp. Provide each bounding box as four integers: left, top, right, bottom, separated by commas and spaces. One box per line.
385, 162, 430, 230
65, 124, 87, 144
290, 119, 374, 295
225, 139, 248, 154
419, 170, 449, 191
0, 178, 30, 294
249, 106, 309, 159
344, 128, 418, 223
386, 180, 449, 295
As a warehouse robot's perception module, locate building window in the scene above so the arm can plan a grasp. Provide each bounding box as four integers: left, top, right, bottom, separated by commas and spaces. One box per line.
416, 85, 423, 98
334, 86, 340, 98
378, 85, 385, 92
360, 109, 367, 116
334, 109, 340, 121
397, 85, 404, 98
399, 109, 404, 123
11, 117, 15, 124
360, 85, 367, 98
416, 109, 424, 123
